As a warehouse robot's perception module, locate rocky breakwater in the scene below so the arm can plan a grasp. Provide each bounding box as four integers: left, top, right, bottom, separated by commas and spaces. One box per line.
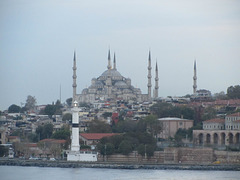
0, 159, 240, 171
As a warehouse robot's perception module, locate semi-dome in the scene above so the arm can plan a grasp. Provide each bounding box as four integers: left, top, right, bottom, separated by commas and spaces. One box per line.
115, 81, 128, 88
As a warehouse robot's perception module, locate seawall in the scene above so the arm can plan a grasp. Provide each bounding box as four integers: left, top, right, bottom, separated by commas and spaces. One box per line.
1, 159, 240, 171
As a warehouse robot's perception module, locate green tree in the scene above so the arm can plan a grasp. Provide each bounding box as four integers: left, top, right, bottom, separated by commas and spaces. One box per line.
36, 123, 53, 140
146, 144, 155, 157
27, 133, 38, 142
202, 107, 217, 121
62, 113, 72, 122
150, 102, 194, 120
150, 102, 173, 118
25, 95, 36, 111
79, 102, 90, 108
137, 144, 145, 156
44, 104, 56, 118
97, 143, 114, 155
138, 115, 162, 138
0, 145, 8, 157
137, 144, 156, 157
55, 100, 62, 115
43, 123, 53, 139
52, 127, 70, 140
102, 112, 112, 119
112, 120, 138, 133
88, 119, 112, 133
227, 85, 240, 99
66, 98, 72, 107
8, 104, 21, 113
118, 140, 132, 155
213, 91, 227, 100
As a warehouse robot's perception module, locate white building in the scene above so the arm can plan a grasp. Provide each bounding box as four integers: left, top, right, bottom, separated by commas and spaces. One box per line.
203, 118, 225, 130
225, 112, 240, 130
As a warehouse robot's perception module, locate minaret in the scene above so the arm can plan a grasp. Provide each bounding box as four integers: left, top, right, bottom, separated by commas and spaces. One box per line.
71, 101, 80, 151
113, 53, 116, 70
154, 61, 159, 99
106, 50, 112, 98
107, 49, 112, 70
72, 51, 77, 105
147, 51, 152, 100
193, 60, 197, 94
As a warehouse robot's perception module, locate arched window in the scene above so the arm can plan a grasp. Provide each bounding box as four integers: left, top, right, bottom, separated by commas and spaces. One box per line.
206, 134, 211, 144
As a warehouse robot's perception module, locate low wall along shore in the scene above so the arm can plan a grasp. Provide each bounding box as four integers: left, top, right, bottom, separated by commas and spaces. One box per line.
98, 147, 240, 165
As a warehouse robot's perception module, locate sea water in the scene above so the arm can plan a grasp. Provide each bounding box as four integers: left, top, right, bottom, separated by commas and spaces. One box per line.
0, 166, 239, 180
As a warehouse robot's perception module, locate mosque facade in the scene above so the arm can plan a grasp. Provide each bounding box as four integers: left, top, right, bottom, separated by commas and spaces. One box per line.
72, 50, 159, 104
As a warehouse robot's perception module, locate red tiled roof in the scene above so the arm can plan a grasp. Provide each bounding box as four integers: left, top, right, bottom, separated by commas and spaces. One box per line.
204, 118, 225, 123
226, 112, 240, 117
40, 139, 66, 144
27, 143, 37, 147
80, 133, 120, 140
8, 136, 20, 139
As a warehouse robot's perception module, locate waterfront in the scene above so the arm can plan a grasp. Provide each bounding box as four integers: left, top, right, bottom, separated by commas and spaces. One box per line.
1, 166, 240, 180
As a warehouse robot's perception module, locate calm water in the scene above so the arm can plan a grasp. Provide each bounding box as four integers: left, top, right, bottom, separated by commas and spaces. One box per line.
0, 166, 239, 180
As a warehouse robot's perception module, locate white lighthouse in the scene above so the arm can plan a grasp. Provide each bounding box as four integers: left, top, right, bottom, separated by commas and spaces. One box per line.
67, 101, 81, 161
71, 101, 80, 151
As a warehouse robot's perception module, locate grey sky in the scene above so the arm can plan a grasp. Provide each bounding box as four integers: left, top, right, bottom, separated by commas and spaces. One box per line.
0, 0, 240, 110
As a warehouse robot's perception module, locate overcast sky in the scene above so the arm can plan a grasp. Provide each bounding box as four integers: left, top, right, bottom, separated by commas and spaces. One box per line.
0, 0, 240, 110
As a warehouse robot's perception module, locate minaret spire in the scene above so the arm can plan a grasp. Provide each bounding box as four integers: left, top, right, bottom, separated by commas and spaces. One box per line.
147, 51, 152, 101
72, 51, 77, 105
113, 52, 116, 70
154, 61, 159, 99
193, 60, 197, 94
107, 49, 112, 70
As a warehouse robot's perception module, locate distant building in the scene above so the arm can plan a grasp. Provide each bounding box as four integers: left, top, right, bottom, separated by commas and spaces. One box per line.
72, 50, 159, 104
157, 117, 194, 139
192, 89, 212, 101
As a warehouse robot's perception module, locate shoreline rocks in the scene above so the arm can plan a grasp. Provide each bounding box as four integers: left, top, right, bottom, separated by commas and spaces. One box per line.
0, 159, 240, 171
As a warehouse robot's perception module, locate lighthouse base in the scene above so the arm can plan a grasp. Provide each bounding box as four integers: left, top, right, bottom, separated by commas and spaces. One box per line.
66, 150, 98, 162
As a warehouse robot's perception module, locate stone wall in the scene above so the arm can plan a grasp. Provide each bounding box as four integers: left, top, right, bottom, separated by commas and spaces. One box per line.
178, 148, 213, 164
98, 148, 240, 164
98, 148, 215, 164
214, 150, 240, 164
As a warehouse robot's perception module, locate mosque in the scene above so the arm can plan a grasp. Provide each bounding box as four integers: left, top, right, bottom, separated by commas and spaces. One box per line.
72, 50, 159, 104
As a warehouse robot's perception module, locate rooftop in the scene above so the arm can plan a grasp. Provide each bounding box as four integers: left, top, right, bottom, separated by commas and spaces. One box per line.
80, 133, 120, 140
226, 112, 240, 117
203, 118, 225, 123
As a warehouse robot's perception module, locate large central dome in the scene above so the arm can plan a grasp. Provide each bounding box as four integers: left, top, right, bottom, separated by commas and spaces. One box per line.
100, 69, 123, 80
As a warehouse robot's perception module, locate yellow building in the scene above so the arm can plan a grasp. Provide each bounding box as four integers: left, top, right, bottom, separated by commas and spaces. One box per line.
158, 117, 193, 139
